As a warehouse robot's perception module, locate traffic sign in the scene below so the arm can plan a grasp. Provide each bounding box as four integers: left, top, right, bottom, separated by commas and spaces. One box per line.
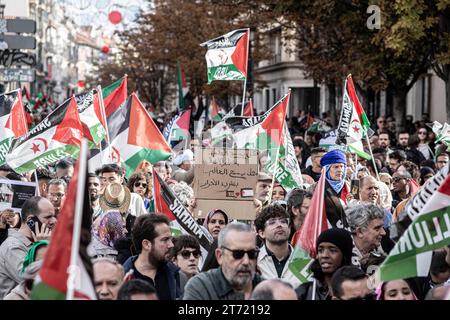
0, 35, 36, 49
0, 50, 36, 67
0, 19, 36, 34
0, 68, 35, 82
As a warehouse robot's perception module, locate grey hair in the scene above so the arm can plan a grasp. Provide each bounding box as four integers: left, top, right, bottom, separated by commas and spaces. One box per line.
251, 279, 294, 300
47, 178, 67, 191
217, 222, 253, 248
170, 181, 194, 208
92, 257, 124, 277
346, 203, 385, 233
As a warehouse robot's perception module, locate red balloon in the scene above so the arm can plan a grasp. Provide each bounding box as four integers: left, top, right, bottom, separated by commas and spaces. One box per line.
101, 46, 110, 54
108, 10, 122, 24
77, 80, 85, 88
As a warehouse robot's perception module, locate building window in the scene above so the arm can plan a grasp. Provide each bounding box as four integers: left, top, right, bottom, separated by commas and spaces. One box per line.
272, 88, 277, 105
269, 28, 282, 64
265, 89, 270, 110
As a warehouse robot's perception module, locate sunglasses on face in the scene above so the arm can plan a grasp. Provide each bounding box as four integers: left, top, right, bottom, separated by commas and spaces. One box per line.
418, 131, 427, 135
179, 249, 201, 259
392, 177, 405, 182
222, 246, 259, 260
134, 182, 147, 188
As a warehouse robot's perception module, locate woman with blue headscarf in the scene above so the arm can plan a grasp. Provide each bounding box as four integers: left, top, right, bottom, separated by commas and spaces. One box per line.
320, 149, 349, 229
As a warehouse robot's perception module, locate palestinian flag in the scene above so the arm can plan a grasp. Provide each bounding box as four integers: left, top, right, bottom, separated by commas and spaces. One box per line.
163, 109, 191, 145
265, 123, 303, 192
223, 99, 253, 118
231, 91, 290, 150
31, 142, 96, 300
74, 90, 106, 145
177, 62, 193, 112
88, 94, 173, 177
200, 28, 249, 83
209, 97, 224, 121
289, 168, 328, 284
102, 76, 128, 117
0, 90, 28, 165
376, 173, 450, 282
153, 170, 212, 257
6, 96, 83, 174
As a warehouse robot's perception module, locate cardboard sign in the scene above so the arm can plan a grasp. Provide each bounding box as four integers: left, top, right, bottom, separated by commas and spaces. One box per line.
0, 179, 37, 213
194, 199, 257, 221
192, 148, 259, 220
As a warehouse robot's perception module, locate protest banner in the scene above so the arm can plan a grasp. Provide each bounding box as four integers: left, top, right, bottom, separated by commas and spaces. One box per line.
0, 178, 37, 212
193, 148, 258, 220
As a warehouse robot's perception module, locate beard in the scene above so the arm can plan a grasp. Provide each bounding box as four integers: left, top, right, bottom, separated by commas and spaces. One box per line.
148, 250, 167, 269
224, 264, 254, 290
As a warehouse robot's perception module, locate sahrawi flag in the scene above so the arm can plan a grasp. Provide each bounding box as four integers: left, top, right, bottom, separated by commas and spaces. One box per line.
32, 143, 96, 300
0, 90, 28, 166
265, 123, 303, 192
289, 168, 329, 284
210, 96, 224, 121
376, 173, 450, 282
6, 96, 83, 174
153, 169, 212, 258
201, 28, 249, 83
89, 94, 173, 177
336, 74, 371, 160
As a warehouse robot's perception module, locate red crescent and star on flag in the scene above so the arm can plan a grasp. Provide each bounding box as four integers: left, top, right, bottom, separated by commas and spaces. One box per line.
30, 138, 49, 154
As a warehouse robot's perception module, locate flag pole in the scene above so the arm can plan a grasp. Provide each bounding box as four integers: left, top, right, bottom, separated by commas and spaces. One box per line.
66, 138, 88, 300
365, 134, 380, 180
241, 28, 250, 116
33, 171, 40, 196
96, 86, 113, 164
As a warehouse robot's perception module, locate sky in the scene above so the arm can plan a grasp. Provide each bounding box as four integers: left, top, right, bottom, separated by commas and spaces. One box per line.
59, 0, 149, 35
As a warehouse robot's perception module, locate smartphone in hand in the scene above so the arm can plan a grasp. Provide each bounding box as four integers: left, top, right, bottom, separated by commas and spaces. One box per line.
26, 216, 43, 233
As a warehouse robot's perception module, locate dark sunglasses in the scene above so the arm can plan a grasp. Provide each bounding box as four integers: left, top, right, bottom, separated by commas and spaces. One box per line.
222, 246, 259, 260
179, 249, 201, 259
392, 176, 405, 182
134, 182, 148, 188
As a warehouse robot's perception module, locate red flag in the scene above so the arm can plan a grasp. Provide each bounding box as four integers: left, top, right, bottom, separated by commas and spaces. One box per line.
291, 168, 328, 256
410, 178, 420, 195
243, 99, 254, 117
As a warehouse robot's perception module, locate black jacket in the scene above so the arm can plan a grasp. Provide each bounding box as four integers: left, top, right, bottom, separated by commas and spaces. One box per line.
296, 280, 331, 300
324, 181, 348, 229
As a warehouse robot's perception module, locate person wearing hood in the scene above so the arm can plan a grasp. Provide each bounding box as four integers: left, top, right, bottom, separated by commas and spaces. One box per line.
295, 228, 354, 300
321, 149, 350, 229
203, 209, 229, 240
172, 149, 195, 185
3, 240, 48, 300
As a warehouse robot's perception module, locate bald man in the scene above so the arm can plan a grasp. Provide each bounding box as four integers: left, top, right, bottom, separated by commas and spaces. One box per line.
250, 279, 297, 300
358, 176, 380, 204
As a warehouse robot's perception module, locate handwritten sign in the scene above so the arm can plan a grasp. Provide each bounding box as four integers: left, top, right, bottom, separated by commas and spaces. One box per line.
194, 164, 257, 200
193, 148, 258, 220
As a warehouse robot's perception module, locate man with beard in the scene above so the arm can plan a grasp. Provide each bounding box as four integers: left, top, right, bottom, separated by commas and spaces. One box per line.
255, 204, 300, 289
122, 214, 182, 300
88, 173, 102, 220
183, 222, 262, 300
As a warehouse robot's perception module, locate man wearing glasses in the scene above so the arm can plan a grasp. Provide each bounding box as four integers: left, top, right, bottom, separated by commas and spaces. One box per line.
183, 222, 262, 300
46, 178, 67, 218
255, 204, 300, 289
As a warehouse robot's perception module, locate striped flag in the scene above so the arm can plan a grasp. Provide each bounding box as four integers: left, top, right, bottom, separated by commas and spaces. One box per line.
153, 170, 212, 257
201, 28, 249, 83
0, 90, 28, 165
31, 141, 96, 299
376, 173, 450, 282
6, 96, 83, 173
88, 94, 173, 177
289, 168, 328, 283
